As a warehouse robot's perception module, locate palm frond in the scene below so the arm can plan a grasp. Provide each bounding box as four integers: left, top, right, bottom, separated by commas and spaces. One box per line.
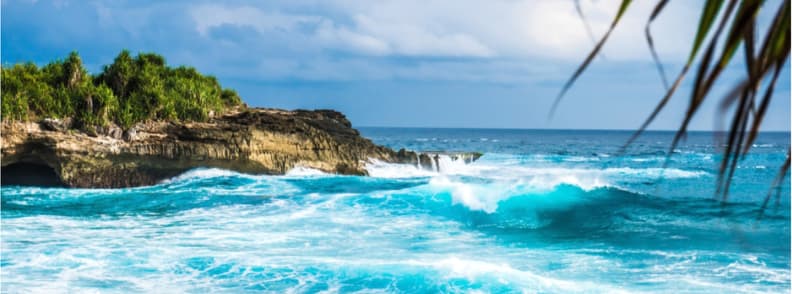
550, 0, 633, 119
758, 150, 791, 219
575, 0, 601, 48
561, 0, 791, 204
623, 0, 735, 150
646, 0, 671, 90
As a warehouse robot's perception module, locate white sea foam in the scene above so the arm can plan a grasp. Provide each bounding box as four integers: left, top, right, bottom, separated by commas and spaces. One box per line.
630, 157, 658, 162
367, 154, 705, 180
5, 144, 782, 293
162, 168, 252, 183
366, 157, 705, 186
603, 167, 707, 179
428, 176, 505, 213
365, 154, 711, 213
427, 174, 613, 214
163, 166, 328, 184
6, 200, 29, 205
435, 154, 470, 173
405, 257, 628, 293
3, 182, 786, 293
285, 166, 327, 176
564, 156, 600, 162
365, 159, 436, 178
753, 143, 775, 148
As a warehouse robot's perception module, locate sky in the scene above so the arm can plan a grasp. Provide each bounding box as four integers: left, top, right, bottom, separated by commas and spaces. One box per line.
2, 0, 790, 130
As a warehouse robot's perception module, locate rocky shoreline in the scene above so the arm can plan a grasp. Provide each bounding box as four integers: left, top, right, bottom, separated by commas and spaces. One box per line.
1, 108, 476, 188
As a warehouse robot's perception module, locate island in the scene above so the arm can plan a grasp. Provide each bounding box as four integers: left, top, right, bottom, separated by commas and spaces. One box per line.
1, 51, 479, 188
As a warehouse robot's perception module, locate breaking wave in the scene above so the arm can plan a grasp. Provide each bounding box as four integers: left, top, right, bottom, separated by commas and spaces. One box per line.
2, 132, 789, 293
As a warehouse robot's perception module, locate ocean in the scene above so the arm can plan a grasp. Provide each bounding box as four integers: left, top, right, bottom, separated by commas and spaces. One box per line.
1, 128, 790, 293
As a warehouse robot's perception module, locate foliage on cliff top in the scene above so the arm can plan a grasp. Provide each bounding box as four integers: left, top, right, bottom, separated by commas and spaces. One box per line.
1, 50, 243, 128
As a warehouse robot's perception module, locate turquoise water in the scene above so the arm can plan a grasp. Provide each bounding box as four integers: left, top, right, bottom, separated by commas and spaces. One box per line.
2, 128, 790, 293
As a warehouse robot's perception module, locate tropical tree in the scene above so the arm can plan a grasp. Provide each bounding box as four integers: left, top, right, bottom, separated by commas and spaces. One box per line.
1, 50, 244, 129
1, 63, 47, 120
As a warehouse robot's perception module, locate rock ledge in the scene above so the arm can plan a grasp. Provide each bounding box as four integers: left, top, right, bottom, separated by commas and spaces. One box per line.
1, 108, 411, 188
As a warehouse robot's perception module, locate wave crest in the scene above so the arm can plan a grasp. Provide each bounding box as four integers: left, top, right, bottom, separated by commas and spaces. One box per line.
285, 166, 327, 176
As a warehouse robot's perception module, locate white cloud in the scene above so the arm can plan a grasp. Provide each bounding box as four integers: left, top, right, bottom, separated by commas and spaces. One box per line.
190, 4, 320, 36
315, 19, 392, 55
348, 14, 494, 57
327, 0, 699, 61
9, 0, 784, 129
189, 2, 495, 58
174, 0, 710, 83
188, 0, 699, 62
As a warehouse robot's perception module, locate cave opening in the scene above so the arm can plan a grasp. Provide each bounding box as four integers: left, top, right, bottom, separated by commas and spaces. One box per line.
2, 162, 66, 187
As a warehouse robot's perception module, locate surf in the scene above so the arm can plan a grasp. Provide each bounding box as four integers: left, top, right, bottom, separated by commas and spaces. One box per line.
2, 129, 789, 293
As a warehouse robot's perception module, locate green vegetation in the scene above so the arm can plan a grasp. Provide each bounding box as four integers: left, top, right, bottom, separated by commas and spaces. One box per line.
1, 50, 243, 129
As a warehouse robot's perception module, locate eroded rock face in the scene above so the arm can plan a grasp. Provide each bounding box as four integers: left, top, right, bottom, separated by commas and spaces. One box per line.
391, 150, 483, 172
1, 108, 407, 188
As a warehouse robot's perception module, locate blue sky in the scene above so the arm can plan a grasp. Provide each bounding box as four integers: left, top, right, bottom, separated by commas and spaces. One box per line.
2, 0, 790, 130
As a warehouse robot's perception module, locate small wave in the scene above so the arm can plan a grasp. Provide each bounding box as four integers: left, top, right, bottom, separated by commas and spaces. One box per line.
164, 167, 331, 184
366, 155, 706, 190
523, 154, 601, 163
285, 166, 327, 176
365, 159, 436, 178
425, 176, 626, 215
564, 156, 599, 162
162, 168, 255, 183
603, 167, 707, 179
405, 257, 625, 293
6, 200, 29, 206
630, 157, 659, 162
714, 260, 791, 285
429, 176, 509, 213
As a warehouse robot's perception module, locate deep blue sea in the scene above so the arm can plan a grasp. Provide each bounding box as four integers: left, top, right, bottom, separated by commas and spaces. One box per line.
2, 128, 790, 293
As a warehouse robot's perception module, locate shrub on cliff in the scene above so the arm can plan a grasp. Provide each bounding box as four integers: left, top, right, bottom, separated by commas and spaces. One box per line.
1, 50, 243, 129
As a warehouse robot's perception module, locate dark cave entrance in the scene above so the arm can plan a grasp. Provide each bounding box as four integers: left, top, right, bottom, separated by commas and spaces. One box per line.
1, 162, 66, 187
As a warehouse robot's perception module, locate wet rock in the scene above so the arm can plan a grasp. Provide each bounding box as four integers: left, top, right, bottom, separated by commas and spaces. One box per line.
1, 108, 418, 188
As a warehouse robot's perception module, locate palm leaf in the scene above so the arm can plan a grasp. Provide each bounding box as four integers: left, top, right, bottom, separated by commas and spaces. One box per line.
622, 0, 734, 150
646, 0, 671, 90
575, 0, 601, 49
666, 0, 738, 167
550, 0, 632, 118
561, 0, 791, 207
758, 150, 791, 219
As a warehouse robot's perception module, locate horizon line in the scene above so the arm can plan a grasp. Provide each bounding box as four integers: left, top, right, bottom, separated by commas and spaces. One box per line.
355, 126, 792, 133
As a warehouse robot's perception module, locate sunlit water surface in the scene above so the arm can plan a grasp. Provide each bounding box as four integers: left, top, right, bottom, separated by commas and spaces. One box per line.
2, 129, 789, 293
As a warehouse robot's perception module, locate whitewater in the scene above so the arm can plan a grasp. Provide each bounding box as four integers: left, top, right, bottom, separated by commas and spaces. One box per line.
2, 128, 789, 293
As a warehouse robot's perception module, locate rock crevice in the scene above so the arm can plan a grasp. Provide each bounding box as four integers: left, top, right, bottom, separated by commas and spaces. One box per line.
1, 108, 406, 188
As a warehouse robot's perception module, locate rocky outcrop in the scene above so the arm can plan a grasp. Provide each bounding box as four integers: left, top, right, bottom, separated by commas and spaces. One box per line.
393, 149, 483, 172
1, 108, 417, 188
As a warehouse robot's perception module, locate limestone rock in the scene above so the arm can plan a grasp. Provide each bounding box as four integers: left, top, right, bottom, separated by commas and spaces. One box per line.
123, 126, 138, 142
41, 118, 72, 132
1, 108, 414, 188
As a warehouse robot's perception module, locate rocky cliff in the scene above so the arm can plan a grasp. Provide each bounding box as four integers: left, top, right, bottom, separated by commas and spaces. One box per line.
1, 108, 427, 188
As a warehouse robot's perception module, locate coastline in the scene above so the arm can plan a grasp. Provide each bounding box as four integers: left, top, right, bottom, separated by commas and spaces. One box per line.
1, 108, 413, 188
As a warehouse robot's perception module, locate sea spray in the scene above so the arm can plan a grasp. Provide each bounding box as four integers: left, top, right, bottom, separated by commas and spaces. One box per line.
2, 129, 789, 293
